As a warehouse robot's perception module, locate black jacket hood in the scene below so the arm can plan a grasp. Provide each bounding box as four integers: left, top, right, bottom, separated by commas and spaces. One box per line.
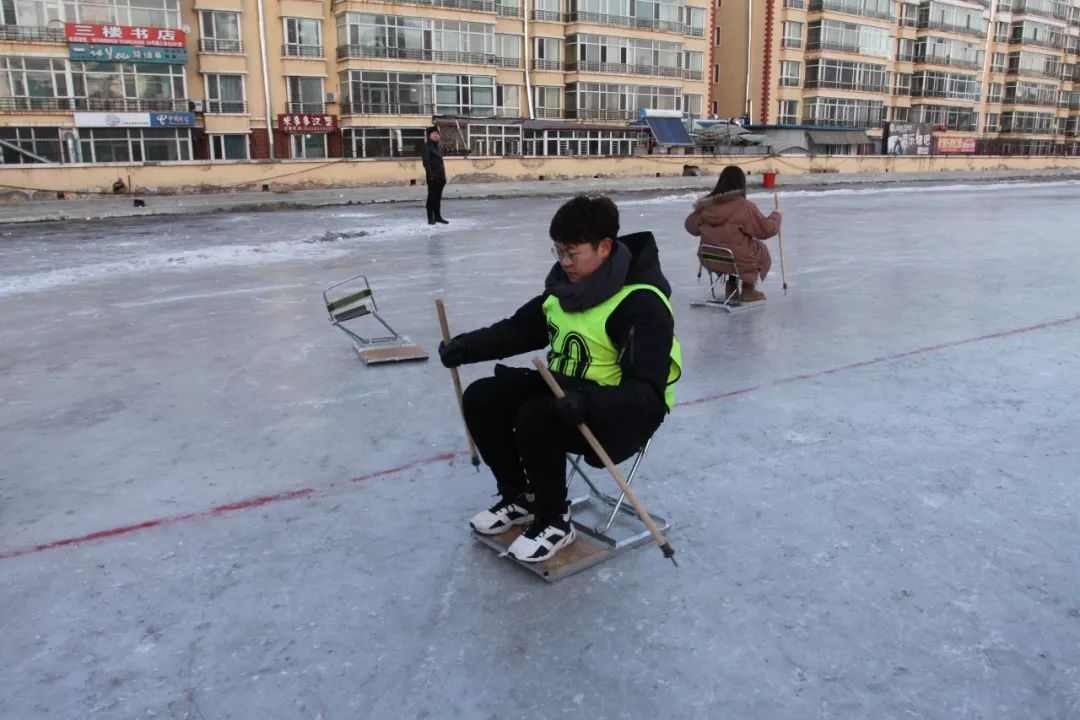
619, 231, 671, 298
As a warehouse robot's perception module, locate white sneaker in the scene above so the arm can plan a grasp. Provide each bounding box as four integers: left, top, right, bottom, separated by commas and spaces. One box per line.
507, 514, 576, 563
470, 496, 535, 536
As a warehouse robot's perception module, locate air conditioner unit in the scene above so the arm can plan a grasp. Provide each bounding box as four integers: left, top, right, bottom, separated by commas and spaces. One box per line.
325, 91, 338, 103
189, 100, 205, 113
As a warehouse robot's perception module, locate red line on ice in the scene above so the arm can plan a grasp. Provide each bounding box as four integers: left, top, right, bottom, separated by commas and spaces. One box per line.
3, 313, 1078, 562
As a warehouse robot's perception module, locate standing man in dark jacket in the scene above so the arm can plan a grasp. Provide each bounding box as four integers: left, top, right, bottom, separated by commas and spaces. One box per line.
439, 195, 682, 563
421, 127, 448, 225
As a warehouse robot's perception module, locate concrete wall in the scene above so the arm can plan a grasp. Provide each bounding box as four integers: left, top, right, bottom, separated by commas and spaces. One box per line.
2, 154, 1080, 199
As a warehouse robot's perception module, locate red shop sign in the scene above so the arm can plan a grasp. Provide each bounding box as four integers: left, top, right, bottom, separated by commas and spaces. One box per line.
65, 23, 186, 49
277, 113, 339, 134
936, 136, 977, 154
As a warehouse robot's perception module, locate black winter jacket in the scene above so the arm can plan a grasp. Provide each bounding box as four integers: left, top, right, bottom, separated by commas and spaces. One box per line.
453, 231, 676, 429
422, 140, 445, 181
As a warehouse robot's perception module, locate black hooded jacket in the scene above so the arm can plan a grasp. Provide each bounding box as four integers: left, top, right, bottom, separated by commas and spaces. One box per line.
453, 231, 676, 428
422, 140, 445, 181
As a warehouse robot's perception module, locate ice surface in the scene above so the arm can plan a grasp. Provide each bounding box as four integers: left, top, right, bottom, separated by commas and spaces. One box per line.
2, 182, 1079, 719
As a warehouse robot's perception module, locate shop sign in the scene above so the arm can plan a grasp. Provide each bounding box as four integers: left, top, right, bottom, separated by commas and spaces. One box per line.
65, 23, 186, 49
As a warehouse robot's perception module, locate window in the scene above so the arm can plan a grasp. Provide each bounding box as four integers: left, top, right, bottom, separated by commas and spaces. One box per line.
778, 99, 798, 124
995, 21, 1009, 42
684, 50, 704, 79
1003, 80, 1058, 106
805, 58, 890, 93
210, 134, 248, 160
287, 76, 324, 113
807, 0, 894, 21
916, 2, 987, 38
685, 93, 702, 117
199, 11, 241, 53
715, 25, 722, 45
469, 124, 521, 155
911, 70, 981, 102
565, 81, 681, 120
435, 74, 495, 115
496, 34, 522, 67
205, 74, 244, 113
807, 19, 891, 57
992, 52, 1007, 72
911, 104, 978, 131
534, 85, 562, 118
67, 61, 187, 111
496, 84, 520, 116
521, 128, 645, 156
340, 71, 433, 115
78, 128, 191, 163
566, 33, 687, 79
999, 110, 1054, 133
780, 61, 800, 87
712, 64, 719, 83
894, 72, 911, 95
534, 37, 563, 70
7, 0, 181, 28
0, 56, 68, 109
343, 128, 395, 158
896, 38, 915, 62
291, 133, 327, 159
285, 18, 323, 57
782, 21, 803, 48
802, 96, 886, 127
0, 126, 70, 162
892, 106, 909, 122
989, 82, 1003, 102
914, 37, 985, 69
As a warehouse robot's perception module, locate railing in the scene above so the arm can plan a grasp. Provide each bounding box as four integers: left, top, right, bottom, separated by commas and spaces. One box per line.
897, 50, 916, 61
999, 123, 1055, 133
200, 38, 243, 53
0, 97, 190, 111
340, 101, 435, 115
0, 25, 65, 42
532, 9, 563, 21
784, 0, 806, 8
533, 58, 564, 71
336, 45, 511, 67
1002, 94, 1058, 106
1007, 65, 1063, 79
565, 11, 698, 36
378, 0, 498, 12
916, 19, 988, 39
566, 60, 688, 79
1009, 34, 1064, 50
496, 3, 522, 16
287, 102, 327, 113
1010, 1, 1069, 22
534, 107, 564, 118
780, 77, 801, 87
206, 100, 247, 114
910, 88, 980, 101
284, 44, 324, 58
802, 112, 885, 128
805, 80, 890, 93
900, 16, 917, 27
782, 38, 803, 49
567, 108, 640, 120
914, 55, 983, 70
808, 0, 895, 22
806, 40, 860, 53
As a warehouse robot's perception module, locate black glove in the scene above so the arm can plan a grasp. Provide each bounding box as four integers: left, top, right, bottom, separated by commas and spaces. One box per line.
555, 390, 588, 426
438, 336, 468, 368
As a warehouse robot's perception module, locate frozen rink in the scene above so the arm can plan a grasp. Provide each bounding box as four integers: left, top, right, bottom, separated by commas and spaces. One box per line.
2, 181, 1080, 719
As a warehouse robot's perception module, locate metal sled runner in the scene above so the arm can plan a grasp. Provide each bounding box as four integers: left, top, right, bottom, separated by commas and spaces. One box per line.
472, 439, 670, 582
323, 274, 428, 365
691, 244, 765, 314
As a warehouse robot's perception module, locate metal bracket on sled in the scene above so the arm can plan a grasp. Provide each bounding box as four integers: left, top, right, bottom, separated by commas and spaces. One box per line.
691, 244, 765, 314
472, 440, 670, 582
323, 274, 428, 365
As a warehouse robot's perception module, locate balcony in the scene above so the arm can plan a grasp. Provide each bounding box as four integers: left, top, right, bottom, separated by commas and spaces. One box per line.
1007, 64, 1063, 79
565, 60, 697, 80
0, 25, 65, 43
914, 55, 984, 70
532, 58, 564, 71
805, 80, 890, 93
1009, 34, 1064, 50
381, 0, 498, 12
532, 9, 563, 21
999, 123, 1055, 133
534, 107, 564, 119
801, 112, 884, 127
780, 77, 801, 87
287, 101, 327, 114
916, 19, 988, 39
341, 102, 435, 115
206, 100, 247, 114
496, 3, 522, 16
785, 0, 806, 8
807, 40, 861, 53
284, 44, 324, 58
1010, 1, 1069, 22
336, 45, 519, 68
808, 0, 895, 22
200, 38, 243, 53
1003, 94, 1058, 106
567, 108, 640, 120
565, 11, 699, 37
910, 88, 980, 101
0, 97, 190, 112
782, 38, 803, 49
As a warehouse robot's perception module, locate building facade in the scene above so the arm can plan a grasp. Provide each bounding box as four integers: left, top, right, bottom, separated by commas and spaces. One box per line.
0, 0, 710, 163
712, 0, 1080, 152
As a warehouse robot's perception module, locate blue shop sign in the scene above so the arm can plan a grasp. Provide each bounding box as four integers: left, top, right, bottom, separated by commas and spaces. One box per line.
150, 112, 195, 127
69, 42, 188, 65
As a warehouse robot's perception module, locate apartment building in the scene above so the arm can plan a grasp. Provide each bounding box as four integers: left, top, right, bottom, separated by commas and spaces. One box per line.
712, 0, 1080, 152
0, 0, 710, 163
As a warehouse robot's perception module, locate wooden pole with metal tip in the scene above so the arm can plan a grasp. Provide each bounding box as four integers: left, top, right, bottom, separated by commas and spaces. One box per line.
436, 299, 480, 470
530, 357, 677, 566
774, 193, 788, 295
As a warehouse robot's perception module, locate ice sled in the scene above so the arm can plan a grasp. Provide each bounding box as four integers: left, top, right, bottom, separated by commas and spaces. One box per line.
472, 440, 670, 582
323, 273, 429, 365
690, 244, 765, 313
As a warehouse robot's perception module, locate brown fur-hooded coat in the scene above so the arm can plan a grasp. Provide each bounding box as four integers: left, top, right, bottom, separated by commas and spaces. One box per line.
683, 190, 781, 284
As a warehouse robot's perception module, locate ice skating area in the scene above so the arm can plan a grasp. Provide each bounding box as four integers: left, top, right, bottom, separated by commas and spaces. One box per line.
2, 181, 1079, 719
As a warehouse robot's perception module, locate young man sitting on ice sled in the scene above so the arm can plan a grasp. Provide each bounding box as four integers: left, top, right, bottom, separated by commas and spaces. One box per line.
438, 195, 681, 563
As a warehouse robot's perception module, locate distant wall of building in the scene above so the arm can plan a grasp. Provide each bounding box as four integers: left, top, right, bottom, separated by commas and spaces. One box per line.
1, 154, 1079, 199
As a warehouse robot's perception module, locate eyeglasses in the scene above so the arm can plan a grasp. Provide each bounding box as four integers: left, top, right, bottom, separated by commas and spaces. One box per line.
550, 245, 582, 265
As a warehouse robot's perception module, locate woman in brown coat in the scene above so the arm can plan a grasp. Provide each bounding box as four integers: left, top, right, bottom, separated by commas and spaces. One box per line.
684, 165, 782, 302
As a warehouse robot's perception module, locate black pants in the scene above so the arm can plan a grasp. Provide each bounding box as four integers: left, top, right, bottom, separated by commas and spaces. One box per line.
462, 366, 659, 517
426, 176, 445, 221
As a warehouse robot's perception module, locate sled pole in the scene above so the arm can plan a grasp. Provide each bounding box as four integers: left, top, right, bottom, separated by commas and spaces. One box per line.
531, 357, 677, 567
436, 299, 481, 470
774, 193, 788, 295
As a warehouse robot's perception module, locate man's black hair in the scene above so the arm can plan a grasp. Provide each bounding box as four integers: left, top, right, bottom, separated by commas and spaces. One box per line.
549, 195, 620, 248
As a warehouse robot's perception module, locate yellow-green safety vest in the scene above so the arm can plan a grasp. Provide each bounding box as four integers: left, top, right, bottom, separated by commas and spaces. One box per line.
543, 284, 682, 409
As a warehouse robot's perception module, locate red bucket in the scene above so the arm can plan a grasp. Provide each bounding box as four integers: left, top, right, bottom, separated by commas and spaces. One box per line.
762, 171, 777, 189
